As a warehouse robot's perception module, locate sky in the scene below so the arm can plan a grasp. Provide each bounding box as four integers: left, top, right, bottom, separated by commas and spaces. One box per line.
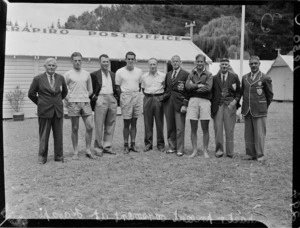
6, 2, 105, 28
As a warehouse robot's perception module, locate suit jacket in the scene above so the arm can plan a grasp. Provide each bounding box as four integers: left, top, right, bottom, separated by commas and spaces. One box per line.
161, 68, 189, 112
211, 71, 241, 118
90, 69, 119, 111
241, 71, 273, 117
28, 73, 68, 118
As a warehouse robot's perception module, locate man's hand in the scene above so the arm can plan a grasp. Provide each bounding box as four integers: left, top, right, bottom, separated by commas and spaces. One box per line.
91, 94, 98, 102
180, 105, 187, 113
228, 100, 237, 110
197, 83, 205, 88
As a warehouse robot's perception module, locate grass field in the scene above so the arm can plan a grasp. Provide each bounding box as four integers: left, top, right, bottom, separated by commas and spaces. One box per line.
3, 101, 293, 227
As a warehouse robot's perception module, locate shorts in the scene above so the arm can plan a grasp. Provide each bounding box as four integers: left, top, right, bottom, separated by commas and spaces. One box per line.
186, 97, 211, 120
120, 92, 142, 119
67, 102, 92, 117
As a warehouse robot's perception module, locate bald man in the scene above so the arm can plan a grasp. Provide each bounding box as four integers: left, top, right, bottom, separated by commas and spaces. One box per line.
28, 58, 68, 164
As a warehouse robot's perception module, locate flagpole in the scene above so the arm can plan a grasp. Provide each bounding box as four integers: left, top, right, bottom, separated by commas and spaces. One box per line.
238, 5, 245, 122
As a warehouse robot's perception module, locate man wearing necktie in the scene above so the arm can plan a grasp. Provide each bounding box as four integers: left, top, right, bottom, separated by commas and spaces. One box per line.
240, 55, 273, 163
211, 58, 241, 159
161, 55, 189, 157
185, 54, 213, 158
28, 58, 68, 164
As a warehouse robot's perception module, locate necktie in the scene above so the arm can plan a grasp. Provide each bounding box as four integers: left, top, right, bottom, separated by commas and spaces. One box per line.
222, 74, 225, 83
172, 70, 177, 80
50, 75, 54, 89
251, 73, 255, 81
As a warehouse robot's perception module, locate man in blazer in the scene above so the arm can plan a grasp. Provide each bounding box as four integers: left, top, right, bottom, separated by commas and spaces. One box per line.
28, 58, 68, 164
161, 55, 189, 157
240, 55, 273, 163
90, 54, 119, 156
211, 58, 241, 158
185, 54, 213, 158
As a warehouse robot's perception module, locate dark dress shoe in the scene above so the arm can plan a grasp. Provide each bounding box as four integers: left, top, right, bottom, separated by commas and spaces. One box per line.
39, 160, 46, 165
104, 150, 116, 155
157, 148, 165, 152
242, 155, 255, 160
129, 145, 139, 152
38, 157, 47, 164
86, 153, 95, 159
124, 146, 130, 154
54, 158, 64, 163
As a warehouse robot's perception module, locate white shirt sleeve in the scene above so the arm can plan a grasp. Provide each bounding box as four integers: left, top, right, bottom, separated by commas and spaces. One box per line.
115, 69, 122, 86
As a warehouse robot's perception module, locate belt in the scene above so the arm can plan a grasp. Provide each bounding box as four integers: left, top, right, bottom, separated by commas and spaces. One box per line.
144, 93, 163, 97
99, 93, 114, 96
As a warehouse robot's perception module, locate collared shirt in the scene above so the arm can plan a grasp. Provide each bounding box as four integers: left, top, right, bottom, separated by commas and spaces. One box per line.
100, 70, 113, 94
141, 70, 166, 94
46, 72, 55, 85
250, 70, 260, 81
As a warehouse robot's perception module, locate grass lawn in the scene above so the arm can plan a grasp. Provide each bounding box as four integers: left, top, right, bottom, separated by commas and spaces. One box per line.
3, 101, 293, 227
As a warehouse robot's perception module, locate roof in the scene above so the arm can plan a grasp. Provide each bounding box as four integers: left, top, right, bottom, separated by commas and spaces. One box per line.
5, 26, 212, 63
270, 55, 293, 71
210, 59, 274, 78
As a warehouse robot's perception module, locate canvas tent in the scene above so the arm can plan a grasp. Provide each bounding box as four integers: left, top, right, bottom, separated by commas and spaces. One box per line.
266, 55, 293, 101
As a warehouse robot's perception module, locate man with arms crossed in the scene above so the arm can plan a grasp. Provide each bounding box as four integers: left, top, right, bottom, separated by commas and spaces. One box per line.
64, 52, 94, 160
90, 54, 119, 156
141, 58, 166, 152
162, 55, 189, 157
115, 51, 143, 154
211, 58, 241, 158
28, 58, 68, 164
185, 54, 213, 158
240, 55, 273, 163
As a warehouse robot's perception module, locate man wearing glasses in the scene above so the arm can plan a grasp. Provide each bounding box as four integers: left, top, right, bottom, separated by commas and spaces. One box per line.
240, 55, 273, 163
115, 51, 143, 154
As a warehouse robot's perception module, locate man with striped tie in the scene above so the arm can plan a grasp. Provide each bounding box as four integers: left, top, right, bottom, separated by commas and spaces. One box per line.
161, 55, 189, 157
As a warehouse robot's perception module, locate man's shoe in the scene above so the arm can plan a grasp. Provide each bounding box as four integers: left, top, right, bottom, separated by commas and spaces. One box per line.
242, 155, 255, 160
103, 149, 116, 155
143, 146, 153, 152
157, 148, 165, 153
203, 151, 210, 158
166, 149, 176, 154
124, 146, 130, 154
72, 154, 79, 160
39, 160, 46, 165
38, 156, 46, 164
226, 154, 234, 158
176, 151, 184, 157
86, 153, 95, 159
257, 156, 265, 164
215, 150, 224, 158
189, 151, 197, 158
54, 158, 64, 163
129, 145, 139, 152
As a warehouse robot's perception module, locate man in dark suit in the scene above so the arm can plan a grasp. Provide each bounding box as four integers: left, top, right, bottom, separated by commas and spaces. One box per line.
161, 55, 189, 157
211, 58, 241, 158
240, 55, 273, 163
90, 54, 119, 156
28, 58, 68, 164
185, 54, 213, 158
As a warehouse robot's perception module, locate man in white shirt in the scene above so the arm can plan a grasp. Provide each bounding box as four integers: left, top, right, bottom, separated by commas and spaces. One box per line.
90, 54, 119, 156
115, 51, 143, 154
64, 52, 94, 160
141, 58, 166, 152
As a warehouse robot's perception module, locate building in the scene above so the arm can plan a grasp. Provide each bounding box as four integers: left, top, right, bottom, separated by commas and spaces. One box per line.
4, 26, 212, 119
267, 55, 293, 101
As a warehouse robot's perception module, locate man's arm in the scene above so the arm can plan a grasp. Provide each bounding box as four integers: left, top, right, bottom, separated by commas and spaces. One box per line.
263, 76, 273, 108
28, 76, 39, 105
61, 76, 68, 100
196, 73, 213, 93
185, 71, 198, 90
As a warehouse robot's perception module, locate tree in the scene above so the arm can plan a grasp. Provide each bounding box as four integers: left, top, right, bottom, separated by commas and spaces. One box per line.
120, 20, 148, 33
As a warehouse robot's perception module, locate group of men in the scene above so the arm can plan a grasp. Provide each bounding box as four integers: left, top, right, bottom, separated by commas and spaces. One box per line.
28, 51, 273, 165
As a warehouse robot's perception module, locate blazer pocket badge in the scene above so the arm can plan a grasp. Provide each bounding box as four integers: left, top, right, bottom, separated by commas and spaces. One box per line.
256, 88, 263, 95
232, 83, 236, 91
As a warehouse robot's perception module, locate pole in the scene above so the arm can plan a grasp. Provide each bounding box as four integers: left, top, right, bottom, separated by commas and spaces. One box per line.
185, 21, 196, 39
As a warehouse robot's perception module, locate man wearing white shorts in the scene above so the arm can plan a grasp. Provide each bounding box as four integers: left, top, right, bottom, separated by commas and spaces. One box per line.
64, 52, 94, 160
185, 54, 213, 158
115, 51, 143, 154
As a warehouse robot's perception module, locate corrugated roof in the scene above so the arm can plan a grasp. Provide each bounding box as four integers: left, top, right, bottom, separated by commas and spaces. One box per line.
210, 59, 274, 78
5, 30, 212, 63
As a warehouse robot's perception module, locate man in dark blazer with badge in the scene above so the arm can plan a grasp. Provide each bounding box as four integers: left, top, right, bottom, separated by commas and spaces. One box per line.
90, 54, 119, 156
28, 58, 68, 164
240, 55, 273, 163
211, 58, 241, 158
161, 55, 189, 157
